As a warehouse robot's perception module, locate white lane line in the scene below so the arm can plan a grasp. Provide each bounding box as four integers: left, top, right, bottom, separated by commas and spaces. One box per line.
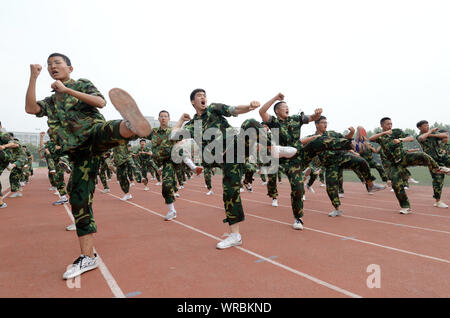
141, 187, 450, 264
182, 186, 450, 235
62, 203, 126, 298
105, 190, 362, 298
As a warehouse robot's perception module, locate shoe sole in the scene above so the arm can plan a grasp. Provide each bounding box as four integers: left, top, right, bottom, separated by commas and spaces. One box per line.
216, 241, 242, 250
109, 88, 151, 137
63, 263, 99, 280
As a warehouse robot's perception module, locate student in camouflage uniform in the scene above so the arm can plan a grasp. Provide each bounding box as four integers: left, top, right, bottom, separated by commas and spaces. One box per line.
112, 142, 147, 200
353, 132, 389, 183
416, 120, 450, 208
203, 165, 216, 195
174, 89, 267, 249
45, 138, 70, 205
260, 93, 357, 229
98, 151, 114, 193
25, 53, 151, 280
6, 135, 29, 198
304, 116, 385, 217
0, 124, 21, 208
369, 117, 449, 214
136, 139, 159, 190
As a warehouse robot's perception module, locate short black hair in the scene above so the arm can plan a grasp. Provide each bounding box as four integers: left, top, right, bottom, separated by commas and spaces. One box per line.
416, 120, 428, 128
159, 110, 170, 117
48, 53, 71, 66
273, 101, 286, 113
190, 88, 206, 102
315, 116, 327, 125
380, 117, 391, 125
139, 139, 146, 143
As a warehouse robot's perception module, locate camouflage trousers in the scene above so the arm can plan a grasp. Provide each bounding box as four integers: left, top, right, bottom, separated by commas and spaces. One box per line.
161, 161, 178, 204
98, 158, 109, 189
325, 155, 375, 209
117, 160, 144, 194
67, 120, 129, 237
204, 166, 213, 190
429, 156, 449, 200
140, 160, 160, 182
175, 163, 185, 187
390, 152, 440, 208
53, 155, 68, 196
266, 172, 279, 199
243, 162, 257, 185
363, 157, 388, 182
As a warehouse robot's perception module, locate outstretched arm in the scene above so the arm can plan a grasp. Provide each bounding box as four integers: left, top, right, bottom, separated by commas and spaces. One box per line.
25, 64, 43, 114
232, 101, 260, 115
259, 93, 284, 122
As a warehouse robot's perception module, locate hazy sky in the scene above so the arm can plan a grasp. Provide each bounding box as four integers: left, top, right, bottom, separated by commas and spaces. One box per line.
1, 0, 449, 137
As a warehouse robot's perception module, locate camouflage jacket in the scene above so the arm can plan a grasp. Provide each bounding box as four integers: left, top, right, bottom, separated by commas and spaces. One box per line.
376, 129, 408, 164
182, 104, 237, 161
0, 132, 14, 164
265, 113, 310, 149
147, 126, 175, 164
417, 131, 447, 164
112, 143, 129, 166
136, 145, 152, 165
309, 130, 348, 167
35, 78, 106, 154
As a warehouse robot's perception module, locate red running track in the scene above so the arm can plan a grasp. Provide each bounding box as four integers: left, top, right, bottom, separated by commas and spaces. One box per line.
0, 168, 449, 298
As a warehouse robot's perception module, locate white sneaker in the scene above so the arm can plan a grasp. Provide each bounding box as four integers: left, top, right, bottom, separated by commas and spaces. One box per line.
216, 234, 242, 249
120, 193, 132, 201
102, 188, 110, 193
338, 193, 344, 198
174, 193, 180, 198
62, 254, 98, 280
306, 185, 315, 194
156, 182, 162, 186
320, 183, 326, 187
144, 186, 149, 191
9, 192, 23, 198
66, 223, 76, 231
262, 181, 267, 185
130, 182, 135, 187
399, 208, 411, 215
409, 178, 419, 184
293, 219, 304, 230
434, 201, 448, 208
179, 185, 184, 189
206, 190, 213, 195
164, 210, 177, 221
49, 187, 57, 191
390, 188, 395, 192
240, 188, 244, 193
243, 183, 253, 192
328, 209, 343, 217
271, 145, 297, 158
0, 203, 7, 209
272, 199, 278, 207
404, 186, 408, 190
302, 195, 306, 201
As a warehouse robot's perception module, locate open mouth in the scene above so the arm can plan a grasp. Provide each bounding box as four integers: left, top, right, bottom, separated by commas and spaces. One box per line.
201, 100, 206, 106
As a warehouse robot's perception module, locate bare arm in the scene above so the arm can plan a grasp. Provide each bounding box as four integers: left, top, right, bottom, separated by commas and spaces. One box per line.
259, 93, 284, 123
369, 130, 391, 141
300, 135, 321, 145
344, 126, 355, 139
232, 101, 260, 115
25, 64, 43, 114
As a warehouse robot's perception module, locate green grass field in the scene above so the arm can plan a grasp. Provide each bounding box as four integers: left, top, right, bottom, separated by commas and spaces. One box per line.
341, 166, 449, 187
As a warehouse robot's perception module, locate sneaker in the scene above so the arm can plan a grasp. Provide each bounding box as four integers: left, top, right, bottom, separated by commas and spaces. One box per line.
338, 193, 344, 198
0, 203, 7, 209
130, 182, 135, 187
66, 223, 76, 231
240, 188, 244, 193
53, 197, 69, 205
216, 234, 242, 249
434, 201, 448, 208
179, 185, 184, 189
108, 88, 151, 137
120, 193, 132, 201
390, 188, 395, 192
320, 183, 326, 187
261, 181, 267, 185
436, 166, 450, 175
272, 199, 278, 207
48, 186, 57, 191
302, 194, 306, 201
174, 193, 180, 198
328, 209, 343, 217
399, 208, 411, 215
144, 186, 149, 191
62, 254, 98, 280
243, 183, 253, 192
408, 177, 419, 184
404, 186, 409, 190
271, 145, 297, 158
49, 169, 56, 174
368, 183, 386, 193
206, 190, 213, 195
164, 210, 177, 221
195, 166, 203, 176
102, 188, 111, 193
58, 161, 72, 174
293, 218, 304, 230
156, 182, 162, 186
306, 185, 315, 194
9, 192, 23, 198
